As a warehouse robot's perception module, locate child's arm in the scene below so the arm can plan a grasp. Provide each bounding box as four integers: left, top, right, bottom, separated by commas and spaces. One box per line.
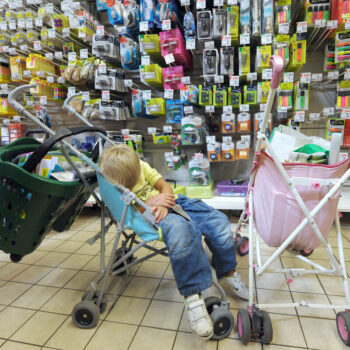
145, 178, 176, 208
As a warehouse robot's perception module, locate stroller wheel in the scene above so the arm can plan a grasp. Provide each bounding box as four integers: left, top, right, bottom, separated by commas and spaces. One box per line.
235, 232, 242, 244
10, 254, 22, 263
81, 291, 107, 314
254, 310, 273, 344
204, 296, 221, 314
236, 237, 249, 257
300, 249, 313, 257
337, 312, 350, 345
72, 300, 100, 329
210, 308, 234, 340
237, 309, 252, 344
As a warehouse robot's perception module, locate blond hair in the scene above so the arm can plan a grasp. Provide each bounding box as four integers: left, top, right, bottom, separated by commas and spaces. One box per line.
99, 144, 141, 189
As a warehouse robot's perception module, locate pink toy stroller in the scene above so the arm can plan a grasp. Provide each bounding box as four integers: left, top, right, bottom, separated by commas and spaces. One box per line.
235, 56, 350, 346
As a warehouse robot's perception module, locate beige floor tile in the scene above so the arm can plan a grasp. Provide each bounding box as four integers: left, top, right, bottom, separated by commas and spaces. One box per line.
0, 307, 35, 338
85, 321, 137, 350
0, 341, 40, 350
257, 289, 296, 315
129, 326, 176, 350
335, 248, 350, 262
154, 279, 183, 303
75, 243, 101, 256
255, 273, 289, 291
19, 251, 48, 265
280, 256, 314, 270
300, 316, 345, 350
178, 311, 191, 333
122, 276, 160, 299
173, 331, 217, 350
81, 256, 100, 272
0, 262, 8, 270
58, 254, 94, 270
35, 252, 70, 268
106, 296, 150, 324
142, 300, 183, 330
218, 338, 261, 350
37, 268, 78, 287
12, 266, 52, 284
10, 311, 66, 346
0, 263, 30, 280
12, 285, 59, 310
293, 292, 335, 319
70, 230, 101, 242
40, 288, 82, 315
135, 261, 168, 279
83, 222, 102, 232
45, 318, 98, 350
288, 274, 324, 294
53, 241, 84, 254
329, 294, 350, 310
308, 247, 331, 260
36, 239, 63, 252
51, 230, 79, 240
0, 252, 12, 263
329, 236, 350, 248
0, 282, 32, 305
263, 345, 307, 350
319, 275, 348, 296
163, 264, 175, 280
0, 339, 4, 347
64, 271, 96, 291
270, 314, 306, 348
69, 221, 90, 231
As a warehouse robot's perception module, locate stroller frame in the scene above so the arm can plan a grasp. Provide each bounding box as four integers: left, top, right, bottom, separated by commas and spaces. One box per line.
234, 56, 350, 346
8, 84, 235, 340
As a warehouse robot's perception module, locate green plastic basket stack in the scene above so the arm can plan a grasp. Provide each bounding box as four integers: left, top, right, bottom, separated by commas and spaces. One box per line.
0, 137, 97, 262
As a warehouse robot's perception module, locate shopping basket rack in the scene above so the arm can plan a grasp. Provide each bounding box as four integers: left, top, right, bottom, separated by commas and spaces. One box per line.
234, 56, 350, 346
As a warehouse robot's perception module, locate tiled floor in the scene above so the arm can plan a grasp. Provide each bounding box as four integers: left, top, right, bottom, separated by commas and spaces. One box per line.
0, 210, 349, 349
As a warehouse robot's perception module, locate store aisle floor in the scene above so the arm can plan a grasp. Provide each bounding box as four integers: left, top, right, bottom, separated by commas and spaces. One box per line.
0, 210, 349, 350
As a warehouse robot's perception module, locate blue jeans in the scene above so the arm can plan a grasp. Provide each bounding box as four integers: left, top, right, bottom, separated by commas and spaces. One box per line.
159, 194, 237, 296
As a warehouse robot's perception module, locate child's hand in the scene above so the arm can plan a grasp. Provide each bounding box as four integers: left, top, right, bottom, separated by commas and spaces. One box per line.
146, 193, 176, 208
150, 206, 169, 223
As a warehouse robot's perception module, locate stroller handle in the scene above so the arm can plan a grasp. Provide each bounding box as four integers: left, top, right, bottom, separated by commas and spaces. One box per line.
269, 55, 284, 89
8, 83, 38, 116
63, 91, 83, 110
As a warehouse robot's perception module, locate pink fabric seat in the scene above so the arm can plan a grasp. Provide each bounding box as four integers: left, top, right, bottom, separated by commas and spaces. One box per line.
253, 151, 350, 250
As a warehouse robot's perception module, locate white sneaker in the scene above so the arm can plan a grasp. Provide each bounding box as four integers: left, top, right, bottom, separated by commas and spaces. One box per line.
218, 271, 249, 301
185, 294, 213, 340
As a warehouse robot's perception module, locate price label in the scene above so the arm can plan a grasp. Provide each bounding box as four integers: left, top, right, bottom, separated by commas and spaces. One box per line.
9, 20, 16, 30
62, 28, 70, 37
309, 113, 320, 121
162, 19, 171, 30
328, 71, 339, 80
184, 106, 193, 114
205, 41, 215, 49
223, 136, 232, 142
297, 21, 307, 33
0, 22, 7, 31
12, 73, 20, 80
68, 87, 76, 96
57, 77, 65, 84
227, 0, 237, 4
240, 33, 250, 45
345, 19, 350, 30
196, 0, 206, 9
101, 90, 110, 101
68, 52, 76, 62
283, 72, 294, 83
40, 96, 47, 105
139, 21, 149, 32
164, 89, 174, 99
327, 20, 338, 29
341, 109, 350, 119
181, 76, 191, 85
143, 90, 151, 99
194, 153, 204, 161
121, 129, 129, 135
294, 111, 305, 122
230, 75, 239, 87
48, 29, 56, 39
260, 104, 266, 112
8, 47, 16, 55
33, 41, 41, 50
221, 35, 231, 47
18, 19, 25, 28
26, 100, 34, 107
47, 76, 54, 83
278, 106, 288, 113
148, 127, 157, 134
25, 19, 33, 29
23, 70, 32, 77
261, 34, 272, 45
165, 53, 175, 64
300, 72, 311, 84
46, 3, 54, 13
124, 79, 133, 87
262, 69, 272, 80
323, 107, 334, 116
206, 136, 216, 143
315, 19, 326, 27
214, 0, 223, 5
117, 26, 126, 34
312, 73, 323, 82
278, 23, 289, 34
36, 71, 45, 77
345, 69, 350, 81
35, 17, 43, 27
247, 72, 257, 81
55, 51, 63, 59
205, 105, 215, 113
0, 84, 8, 92
20, 44, 28, 51
141, 55, 150, 65
181, 0, 190, 5
80, 49, 88, 59
240, 104, 249, 112
223, 105, 232, 113
82, 91, 90, 101
214, 75, 224, 83
163, 125, 173, 133
96, 25, 104, 35
98, 63, 106, 74
0, 46, 9, 53
186, 38, 196, 50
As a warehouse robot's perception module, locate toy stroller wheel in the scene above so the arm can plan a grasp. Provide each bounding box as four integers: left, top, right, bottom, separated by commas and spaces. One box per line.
204, 296, 222, 314
235, 233, 241, 243
10, 254, 22, 263
300, 249, 313, 257
210, 308, 234, 340
237, 309, 252, 345
236, 237, 249, 257
258, 311, 273, 344
337, 312, 350, 345
72, 300, 100, 329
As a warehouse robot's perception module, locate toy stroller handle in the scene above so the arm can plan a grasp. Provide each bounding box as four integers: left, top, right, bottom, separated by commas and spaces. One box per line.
269, 55, 284, 89
23, 126, 107, 173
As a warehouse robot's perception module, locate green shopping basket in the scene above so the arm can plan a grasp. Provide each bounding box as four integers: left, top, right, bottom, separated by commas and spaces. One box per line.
0, 126, 103, 262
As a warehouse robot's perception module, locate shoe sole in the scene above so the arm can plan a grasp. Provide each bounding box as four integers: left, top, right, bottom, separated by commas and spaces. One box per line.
192, 328, 214, 341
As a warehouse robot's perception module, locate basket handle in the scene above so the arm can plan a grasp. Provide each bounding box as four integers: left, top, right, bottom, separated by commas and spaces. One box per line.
23, 126, 106, 173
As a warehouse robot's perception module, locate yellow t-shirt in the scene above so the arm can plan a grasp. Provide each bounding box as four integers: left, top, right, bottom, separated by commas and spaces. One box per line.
132, 160, 162, 202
